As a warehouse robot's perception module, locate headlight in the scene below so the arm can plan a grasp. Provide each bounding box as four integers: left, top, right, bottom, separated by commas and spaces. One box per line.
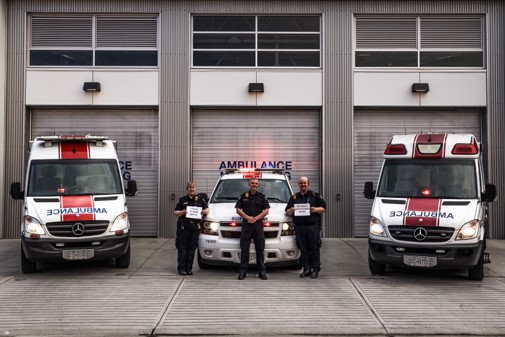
202, 221, 219, 235
281, 222, 295, 236
110, 212, 129, 233
369, 216, 386, 237
456, 219, 480, 240
24, 216, 45, 237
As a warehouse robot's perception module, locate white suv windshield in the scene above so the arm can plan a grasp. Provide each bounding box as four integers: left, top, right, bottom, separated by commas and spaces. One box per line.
211, 178, 292, 203
377, 159, 478, 199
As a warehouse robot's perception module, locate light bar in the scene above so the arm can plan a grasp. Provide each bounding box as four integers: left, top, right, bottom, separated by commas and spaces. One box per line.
384, 144, 407, 155
452, 140, 478, 155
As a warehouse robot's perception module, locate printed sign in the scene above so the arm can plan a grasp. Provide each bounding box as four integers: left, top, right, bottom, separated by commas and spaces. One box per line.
186, 206, 203, 220
294, 203, 310, 216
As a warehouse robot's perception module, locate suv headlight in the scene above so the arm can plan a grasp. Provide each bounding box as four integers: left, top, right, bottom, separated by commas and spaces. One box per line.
110, 212, 130, 234
281, 222, 295, 236
24, 216, 45, 238
369, 216, 386, 237
202, 221, 219, 235
456, 219, 480, 240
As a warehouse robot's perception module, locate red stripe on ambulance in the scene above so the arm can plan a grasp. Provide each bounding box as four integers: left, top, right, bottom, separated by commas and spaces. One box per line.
413, 134, 447, 159
60, 196, 95, 222
59, 142, 90, 159
403, 198, 442, 226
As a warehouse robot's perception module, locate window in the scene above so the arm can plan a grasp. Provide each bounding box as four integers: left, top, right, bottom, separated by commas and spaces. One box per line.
192, 15, 321, 67
355, 15, 485, 68
29, 15, 158, 67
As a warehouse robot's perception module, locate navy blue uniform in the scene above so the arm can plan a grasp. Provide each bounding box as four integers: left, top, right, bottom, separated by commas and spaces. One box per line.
286, 190, 326, 273
175, 195, 208, 273
235, 191, 270, 275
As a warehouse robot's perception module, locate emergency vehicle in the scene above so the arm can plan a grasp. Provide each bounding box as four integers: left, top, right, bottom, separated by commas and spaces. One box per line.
10, 136, 137, 273
198, 168, 300, 268
364, 134, 496, 280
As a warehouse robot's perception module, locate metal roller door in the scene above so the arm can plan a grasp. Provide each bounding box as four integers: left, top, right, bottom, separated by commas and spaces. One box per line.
354, 109, 481, 237
192, 110, 321, 195
31, 109, 159, 237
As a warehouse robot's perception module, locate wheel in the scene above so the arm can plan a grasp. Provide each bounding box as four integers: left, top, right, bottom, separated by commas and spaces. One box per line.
368, 251, 386, 275
21, 247, 36, 274
115, 242, 131, 268
197, 250, 211, 269
468, 251, 484, 281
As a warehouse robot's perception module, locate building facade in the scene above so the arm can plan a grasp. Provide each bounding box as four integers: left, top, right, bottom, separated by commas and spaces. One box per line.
1, 1, 504, 239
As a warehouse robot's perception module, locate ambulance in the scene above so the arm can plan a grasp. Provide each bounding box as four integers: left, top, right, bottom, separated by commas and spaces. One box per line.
198, 168, 300, 268
10, 136, 137, 273
364, 134, 496, 280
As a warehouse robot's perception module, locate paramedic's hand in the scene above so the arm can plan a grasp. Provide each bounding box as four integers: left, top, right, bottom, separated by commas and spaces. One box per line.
247, 215, 256, 224
286, 207, 295, 216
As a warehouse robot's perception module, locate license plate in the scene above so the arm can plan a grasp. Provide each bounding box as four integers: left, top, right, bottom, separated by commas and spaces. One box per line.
238, 253, 256, 262
404, 255, 437, 267
62, 249, 94, 260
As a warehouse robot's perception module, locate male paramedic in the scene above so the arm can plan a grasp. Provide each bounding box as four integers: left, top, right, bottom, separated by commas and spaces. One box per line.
285, 176, 326, 278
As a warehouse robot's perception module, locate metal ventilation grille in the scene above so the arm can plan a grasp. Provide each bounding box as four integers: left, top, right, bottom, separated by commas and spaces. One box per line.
31, 16, 93, 47
421, 16, 483, 49
96, 17, 158, 48
355, 16, 417, 49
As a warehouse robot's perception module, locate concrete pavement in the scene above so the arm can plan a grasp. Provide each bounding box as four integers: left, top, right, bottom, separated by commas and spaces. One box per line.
0, 238, 504, 336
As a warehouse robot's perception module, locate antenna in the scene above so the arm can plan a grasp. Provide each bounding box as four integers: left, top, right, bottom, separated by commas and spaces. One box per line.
404, 120, 407, 135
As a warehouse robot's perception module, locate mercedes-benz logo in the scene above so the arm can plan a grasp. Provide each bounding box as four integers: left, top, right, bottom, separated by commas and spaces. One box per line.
72, 223, 85, 236
413, 227, 428, 241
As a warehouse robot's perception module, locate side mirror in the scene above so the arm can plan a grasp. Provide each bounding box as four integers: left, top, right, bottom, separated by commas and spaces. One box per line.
482, 183, 496, 202
126, 180, 137, 197
364, 181, 375, 199
10, 182, 24, 200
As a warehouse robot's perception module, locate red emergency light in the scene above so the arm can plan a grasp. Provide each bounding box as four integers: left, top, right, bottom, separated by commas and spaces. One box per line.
385, 144, 407, 155
452, 139, 478, 155
230, 222, 238, 227
263, 222, 271, 227
421, 188, 433, 197
241, 168, 262, 179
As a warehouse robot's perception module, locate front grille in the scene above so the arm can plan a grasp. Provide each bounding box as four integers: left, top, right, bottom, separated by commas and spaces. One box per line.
46, 221, 109, 237
388, 225, 455, 242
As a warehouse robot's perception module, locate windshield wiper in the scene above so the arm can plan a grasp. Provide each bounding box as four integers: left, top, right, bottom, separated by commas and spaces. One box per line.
267, 197, 285, 202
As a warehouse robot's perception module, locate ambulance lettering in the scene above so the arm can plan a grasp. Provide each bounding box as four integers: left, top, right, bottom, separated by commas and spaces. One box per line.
389, 210, 454, 219
47, 207, 108, 216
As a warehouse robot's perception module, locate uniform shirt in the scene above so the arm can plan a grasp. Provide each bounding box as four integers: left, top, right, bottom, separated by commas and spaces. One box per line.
235, 191, 270, 224
175, 194, 209, 225
285, 190, 326, 226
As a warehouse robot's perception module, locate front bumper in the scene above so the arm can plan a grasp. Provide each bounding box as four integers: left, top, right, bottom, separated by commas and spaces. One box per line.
369, 238, 484, 270
198, 234, 299, 266
22, 235, 130, 262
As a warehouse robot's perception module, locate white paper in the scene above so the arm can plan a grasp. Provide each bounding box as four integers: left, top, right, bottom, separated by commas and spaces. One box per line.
294, 203, 310, 216
186, 206, 202, 220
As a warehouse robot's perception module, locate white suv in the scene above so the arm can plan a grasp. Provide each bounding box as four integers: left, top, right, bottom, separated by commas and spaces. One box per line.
198, 169, 300, 268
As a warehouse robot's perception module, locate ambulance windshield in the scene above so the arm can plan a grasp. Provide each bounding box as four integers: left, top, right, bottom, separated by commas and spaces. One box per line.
211, 179, 292, 203
27, 159, 123, 196
377, 159, 478, 199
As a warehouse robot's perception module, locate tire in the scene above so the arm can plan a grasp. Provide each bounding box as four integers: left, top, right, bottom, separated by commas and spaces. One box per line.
115, 242, 131, 268
368, 251, 386, 275
468, 251, 484, 281
21, 247, 36, 274
197, 250, 211, 269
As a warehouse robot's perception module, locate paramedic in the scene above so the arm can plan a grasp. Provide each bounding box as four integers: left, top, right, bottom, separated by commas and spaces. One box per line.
235, 177, 270, 280
285, 176, 326, 278
174, 182, 209, 275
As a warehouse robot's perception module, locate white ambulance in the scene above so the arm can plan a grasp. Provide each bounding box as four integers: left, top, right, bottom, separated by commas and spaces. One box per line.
364, 134, 496, 280
198, 169, 300, 268
10, 135, 137, 273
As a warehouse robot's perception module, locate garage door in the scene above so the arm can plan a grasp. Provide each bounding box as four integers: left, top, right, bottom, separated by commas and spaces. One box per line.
354, 109, 481, 237
192, 110, 321, 196
31, 109, 159, 237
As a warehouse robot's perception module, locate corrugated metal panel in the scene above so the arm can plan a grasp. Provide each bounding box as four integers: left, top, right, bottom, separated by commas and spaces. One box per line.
354, 109, 481, 237
421, 16, 484, 49
31, 16, 93, 47
96, 16, 158, 48
31, 109, 159, 237
192, 110, 321, 196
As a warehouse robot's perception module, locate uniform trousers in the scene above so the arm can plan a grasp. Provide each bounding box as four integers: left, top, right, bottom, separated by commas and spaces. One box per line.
295, 223, 321, 272
176, 226, 199, 272
239, 222, 266, 274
